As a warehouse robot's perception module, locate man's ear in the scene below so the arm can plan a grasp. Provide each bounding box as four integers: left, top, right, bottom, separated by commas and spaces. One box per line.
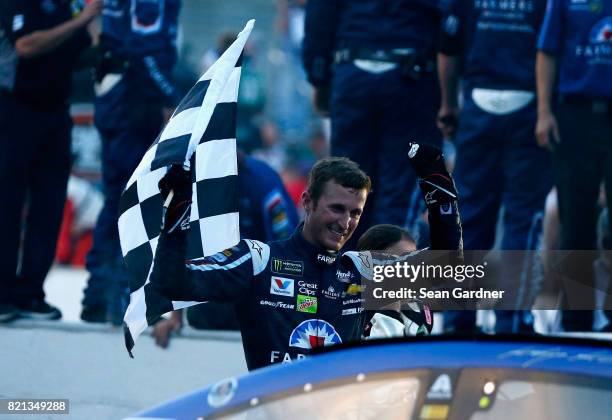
301, 190, 312, 216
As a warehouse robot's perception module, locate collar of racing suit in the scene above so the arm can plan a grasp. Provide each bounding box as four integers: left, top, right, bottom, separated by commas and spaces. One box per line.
290, 223, 338, 267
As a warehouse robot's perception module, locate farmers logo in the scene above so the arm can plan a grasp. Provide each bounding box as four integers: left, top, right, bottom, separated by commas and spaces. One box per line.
289, 319, 342, 349
270, 276, 294, 297
576, 17, 612, 61
590, 17, 612, 43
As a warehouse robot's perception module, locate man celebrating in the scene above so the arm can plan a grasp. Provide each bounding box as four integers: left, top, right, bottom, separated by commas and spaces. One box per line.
150, 144, 462, 370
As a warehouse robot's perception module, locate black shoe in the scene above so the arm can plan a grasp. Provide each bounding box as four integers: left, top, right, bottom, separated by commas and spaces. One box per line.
80, 304, 108, 323
0, 303, 19, 322
16, 300, 62, 320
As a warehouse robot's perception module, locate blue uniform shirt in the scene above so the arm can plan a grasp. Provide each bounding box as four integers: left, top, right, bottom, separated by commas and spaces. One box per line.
100, 0, 179, 104
440, 0, 547, 91
303, 0, 442, 86
538, 0, 612, 99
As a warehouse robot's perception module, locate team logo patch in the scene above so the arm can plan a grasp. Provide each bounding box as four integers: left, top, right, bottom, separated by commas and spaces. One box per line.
296, 295, 317, 313
289, 319, 342, 349
590, 17, 612, 42
271, 258, 304, 276
270, 276, 294, 297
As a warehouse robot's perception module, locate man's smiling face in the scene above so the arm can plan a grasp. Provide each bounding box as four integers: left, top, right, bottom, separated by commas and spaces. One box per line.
302, 180, 368, 251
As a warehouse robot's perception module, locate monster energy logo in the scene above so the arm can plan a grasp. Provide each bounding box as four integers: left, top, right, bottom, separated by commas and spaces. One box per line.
271, 258, 304, 276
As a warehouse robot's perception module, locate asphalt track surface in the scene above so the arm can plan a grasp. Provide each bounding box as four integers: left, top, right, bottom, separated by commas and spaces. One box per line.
0, 267, 247, 420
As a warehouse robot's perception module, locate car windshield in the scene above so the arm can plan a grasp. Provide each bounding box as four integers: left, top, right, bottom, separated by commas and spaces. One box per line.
470, 379, 611, 420
213, 368, 612, 420
217, 371, 424, 420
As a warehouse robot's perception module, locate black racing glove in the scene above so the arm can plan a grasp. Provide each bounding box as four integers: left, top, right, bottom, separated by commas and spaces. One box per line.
408, 142, 457, 207
158, 165, 192, 233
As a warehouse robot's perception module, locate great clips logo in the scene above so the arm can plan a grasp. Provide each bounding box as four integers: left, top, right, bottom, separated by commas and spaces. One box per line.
270, 277, 294, 297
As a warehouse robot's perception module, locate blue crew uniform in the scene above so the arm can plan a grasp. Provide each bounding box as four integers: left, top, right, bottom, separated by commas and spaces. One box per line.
82, 0, 180, 323
303, 0, 443, 238
439, 0, 553, 332
538, 0, 612, 330
0, 0, 91, 317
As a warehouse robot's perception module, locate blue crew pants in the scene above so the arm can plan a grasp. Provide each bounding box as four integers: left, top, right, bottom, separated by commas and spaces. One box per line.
445, 91, 552, 332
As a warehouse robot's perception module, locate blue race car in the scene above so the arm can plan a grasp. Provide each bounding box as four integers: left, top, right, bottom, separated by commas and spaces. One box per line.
127, 335, 612, 420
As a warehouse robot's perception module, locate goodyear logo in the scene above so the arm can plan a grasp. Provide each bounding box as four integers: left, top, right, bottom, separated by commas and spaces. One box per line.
271, 258, 304, 276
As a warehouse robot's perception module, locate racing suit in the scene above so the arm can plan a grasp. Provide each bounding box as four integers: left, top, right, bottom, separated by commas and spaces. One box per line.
151, 200, 461, 371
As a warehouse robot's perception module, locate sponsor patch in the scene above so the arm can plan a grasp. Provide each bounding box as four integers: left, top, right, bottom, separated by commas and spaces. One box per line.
270, 276, 294, 297
323, 285, 340, 300
342, 308, 356, 315
440, 203, 452, 215
289, 319, 342, 349
343, 297, 364, 306
336, 269, 354, 281
210, 252, 228, 263
12, 15, 24, 31
271, 258, 304, 276
344, 284, 365, 296
297, 280, 317, 296
260, 299, 295, 310
296, 294, 317, 313
317, 253, 336, 264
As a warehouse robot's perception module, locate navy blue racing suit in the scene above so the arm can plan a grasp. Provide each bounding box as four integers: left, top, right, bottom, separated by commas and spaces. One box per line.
151, 197, 461, 371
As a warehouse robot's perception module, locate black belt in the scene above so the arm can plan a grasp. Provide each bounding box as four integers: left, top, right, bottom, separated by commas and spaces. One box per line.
559, 95, 611, 115
334, 47, 435, 76
95, 50, 130, 83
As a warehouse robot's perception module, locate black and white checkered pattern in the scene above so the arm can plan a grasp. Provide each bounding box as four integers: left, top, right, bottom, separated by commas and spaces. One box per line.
119, 20, 254, 354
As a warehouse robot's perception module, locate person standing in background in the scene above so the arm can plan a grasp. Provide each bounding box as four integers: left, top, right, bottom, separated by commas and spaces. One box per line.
437, 0, 552, 333
302, 0, 443, 246
536, 0, 612, 331
81, 0, 181, 325
0, 0, 102, 322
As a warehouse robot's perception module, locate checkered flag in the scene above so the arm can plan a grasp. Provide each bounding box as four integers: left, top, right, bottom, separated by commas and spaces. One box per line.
119, 20, 254, 356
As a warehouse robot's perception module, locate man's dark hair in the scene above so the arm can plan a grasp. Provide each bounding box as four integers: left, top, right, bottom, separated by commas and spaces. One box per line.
307, 157, 371, 204
357, 224, 414, 251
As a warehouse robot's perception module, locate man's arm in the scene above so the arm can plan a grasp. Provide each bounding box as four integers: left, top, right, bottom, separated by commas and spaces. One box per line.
534, 0, 563, 150
436, 1, 464, 139
408, 143, 462, 251
150, 166, 265, 303
437, 53, 461, 138
302, 0, 339, 116
13, 0, 101, 58
535, 51, 560, 149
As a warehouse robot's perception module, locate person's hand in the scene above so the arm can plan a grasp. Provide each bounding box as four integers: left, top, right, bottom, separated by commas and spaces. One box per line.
437, 105, 459, 139
159, 165, 192, 233
408, 142, 457, 206
152, 315, 182, 348
535, 110, 560, 150
313, 86, 331, 117
78, 0, 103, 25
